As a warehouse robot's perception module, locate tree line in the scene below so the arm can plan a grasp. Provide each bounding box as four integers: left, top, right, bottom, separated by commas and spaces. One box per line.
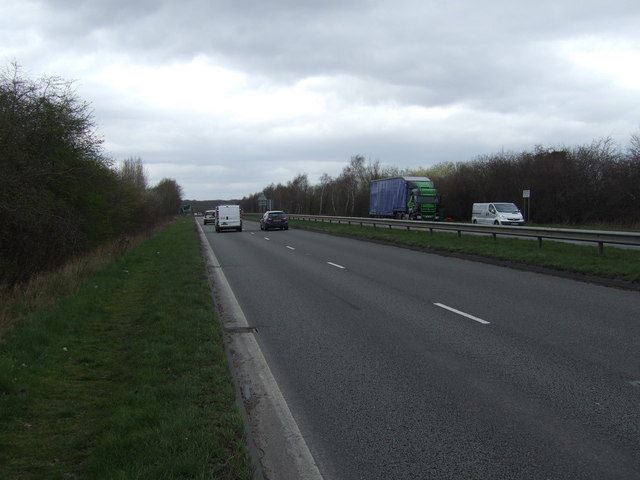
0, 64, 183, 287
241, 136, 640, 227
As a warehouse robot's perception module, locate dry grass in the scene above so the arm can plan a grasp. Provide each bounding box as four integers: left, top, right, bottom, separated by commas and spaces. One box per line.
0, 234, 147, 337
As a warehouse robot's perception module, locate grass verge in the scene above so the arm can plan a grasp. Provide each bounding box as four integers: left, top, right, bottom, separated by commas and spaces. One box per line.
291, 219, 640, 285
0, 218, 253, 480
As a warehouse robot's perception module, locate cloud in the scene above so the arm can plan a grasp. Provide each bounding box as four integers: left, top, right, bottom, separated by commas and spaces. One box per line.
2, 0, 640, 199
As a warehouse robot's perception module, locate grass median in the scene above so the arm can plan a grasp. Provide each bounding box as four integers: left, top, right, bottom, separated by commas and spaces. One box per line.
290, 219, 640, 285
0, 218, 253, 480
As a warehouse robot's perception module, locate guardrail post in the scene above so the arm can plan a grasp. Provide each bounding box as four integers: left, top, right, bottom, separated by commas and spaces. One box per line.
492, 233, 496, 241
537, 237, 542, 248
458, 230, 462, 238
598, 242, 604, 255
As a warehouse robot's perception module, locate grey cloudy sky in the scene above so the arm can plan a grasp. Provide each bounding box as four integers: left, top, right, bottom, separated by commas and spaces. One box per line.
2, 0, 640, 200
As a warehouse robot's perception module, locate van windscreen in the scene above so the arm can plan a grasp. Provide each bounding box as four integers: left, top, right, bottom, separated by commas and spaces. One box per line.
494, 203, 519, 213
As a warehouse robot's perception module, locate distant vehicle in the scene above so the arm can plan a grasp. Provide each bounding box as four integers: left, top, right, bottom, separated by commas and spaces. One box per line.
215, 205, 243, 232
369, 176, 440, 220
203, 210, 216, 225
260, 210, 289, 230
471, 203, 524, 225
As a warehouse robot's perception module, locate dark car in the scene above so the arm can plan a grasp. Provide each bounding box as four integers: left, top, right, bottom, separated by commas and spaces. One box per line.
203, 209, 216, 225
260, 210, 289, 230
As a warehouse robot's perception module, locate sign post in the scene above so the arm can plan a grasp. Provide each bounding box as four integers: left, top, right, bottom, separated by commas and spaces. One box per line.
522, 190, 531, 222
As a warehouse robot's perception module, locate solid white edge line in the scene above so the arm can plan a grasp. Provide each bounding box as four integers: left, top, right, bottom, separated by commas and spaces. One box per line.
434, 302, 490, 325
196, 220, 323, 479
327, 262, 346, 269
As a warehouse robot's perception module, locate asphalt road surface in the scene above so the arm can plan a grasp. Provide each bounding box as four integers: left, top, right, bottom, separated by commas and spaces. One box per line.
203, 220, 640, 480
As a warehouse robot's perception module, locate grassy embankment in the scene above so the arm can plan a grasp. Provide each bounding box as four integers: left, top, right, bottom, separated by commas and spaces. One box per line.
289, 218, 640, 284
0, 218, 253, 480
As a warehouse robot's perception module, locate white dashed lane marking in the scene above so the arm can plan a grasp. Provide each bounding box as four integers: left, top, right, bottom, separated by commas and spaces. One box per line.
434, 302, 490, 325
327, 262, 346, 269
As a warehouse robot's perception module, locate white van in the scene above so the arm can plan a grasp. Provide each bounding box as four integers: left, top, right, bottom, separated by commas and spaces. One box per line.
215, 205, 243, 232
471, 203, 524, 225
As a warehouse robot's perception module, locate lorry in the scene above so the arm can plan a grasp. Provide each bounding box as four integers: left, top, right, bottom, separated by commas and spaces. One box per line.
215, 205, 243, 232
369, 176, 440, 220
471, 202, 524, 225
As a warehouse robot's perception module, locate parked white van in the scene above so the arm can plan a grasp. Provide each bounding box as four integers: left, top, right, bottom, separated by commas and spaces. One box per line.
215, 205, 243, 232
471, 203, 524, 225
